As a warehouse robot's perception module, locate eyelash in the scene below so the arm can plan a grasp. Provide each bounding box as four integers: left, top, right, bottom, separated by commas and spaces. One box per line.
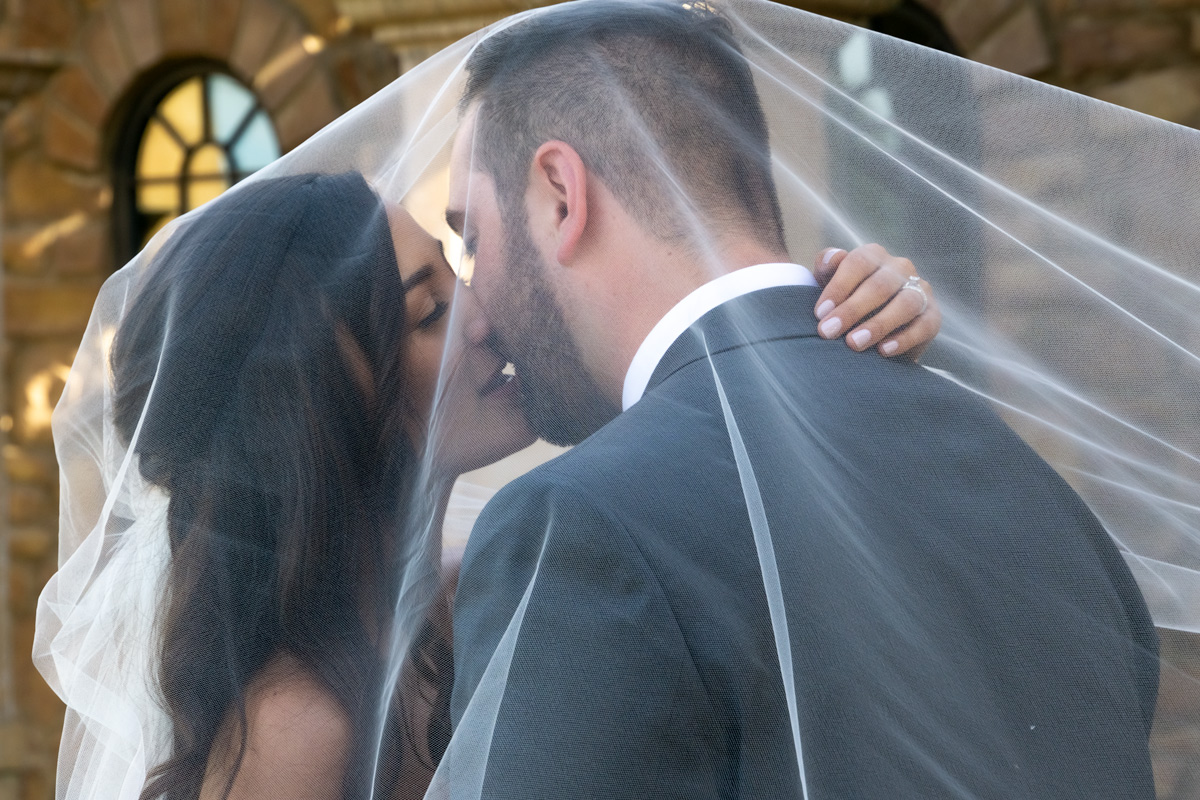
417, 300, 449, 330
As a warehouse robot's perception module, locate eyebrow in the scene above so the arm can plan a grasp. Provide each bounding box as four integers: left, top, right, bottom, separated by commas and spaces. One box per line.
402, 264, 436, 292
445, 209, 465, 235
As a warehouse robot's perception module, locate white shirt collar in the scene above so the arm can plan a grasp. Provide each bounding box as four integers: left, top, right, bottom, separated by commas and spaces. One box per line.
621, 262, 818, 410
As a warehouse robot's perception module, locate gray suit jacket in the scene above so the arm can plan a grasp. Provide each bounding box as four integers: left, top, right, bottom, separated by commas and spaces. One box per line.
452, 285, 1158, 799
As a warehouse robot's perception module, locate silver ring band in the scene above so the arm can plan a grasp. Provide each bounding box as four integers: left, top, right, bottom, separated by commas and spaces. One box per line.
900, 275, 928, 315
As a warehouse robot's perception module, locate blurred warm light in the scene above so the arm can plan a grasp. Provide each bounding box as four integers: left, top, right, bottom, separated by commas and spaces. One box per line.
302, 34, 326, 55
257, 37, 324, 90
0, 415, 14, 434
334, 16, 353, 35
22, 212, 88, 260
24, 363, 73, 437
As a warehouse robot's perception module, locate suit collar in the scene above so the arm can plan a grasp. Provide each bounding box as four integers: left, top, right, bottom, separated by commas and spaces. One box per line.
644, 284, 823, 398
622, 264, 818, 409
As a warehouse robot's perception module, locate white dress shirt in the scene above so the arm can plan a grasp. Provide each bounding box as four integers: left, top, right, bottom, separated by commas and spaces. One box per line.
621, 263, 818, 410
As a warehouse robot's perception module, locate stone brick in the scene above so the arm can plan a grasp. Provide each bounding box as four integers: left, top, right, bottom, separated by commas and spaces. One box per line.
11, 615, 65, 727
1054, 0, 1200, 11
24, 770, 56, 800
13, 0, 78, 49
80, 10, 136, 98
4, 445, 58, 486
288, 0, 340, 33
1060, 17, 1186, 78
968, 3, 1053, 76
49, 219, 111, 277
8, 487, 52, 527
230, 0, 292, 81
158, 0, 206, 57
2, 97, 41, 155
4, 227, 45, 276
4, 156, 98, 222
42, 103, 101, 172
7, 561, 36, 617
0, 724, 26, 771
939, 0, 1019, 52
45, 67, 109, 130
5, 284, 100, 339
9, 528, 54, 562
205, 0, 245, 60
273, 70, 340, 150
254, 35, 319, 111
14, 212, 89, 273
1093, 66, 1200, 125
114, 0, 164, 70
330, 41, 399, 108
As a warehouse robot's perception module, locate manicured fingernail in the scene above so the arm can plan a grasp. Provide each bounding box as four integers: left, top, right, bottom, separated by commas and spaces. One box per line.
821, 248, 843, 266
815, 299, 835, 319
849, 329, 872, 349
881, 340, 899, 356
819, 317, 842, 338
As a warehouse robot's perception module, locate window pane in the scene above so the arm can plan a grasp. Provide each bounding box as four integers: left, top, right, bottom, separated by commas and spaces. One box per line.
136, 118, 185, 180
186, 177, 231, 211
208, 73, 256, 144
186, 144, 231, 210
137, 181, 180, 215
188, 143, 230, 179
231, 111, 281, 172
160, 76, 204, 146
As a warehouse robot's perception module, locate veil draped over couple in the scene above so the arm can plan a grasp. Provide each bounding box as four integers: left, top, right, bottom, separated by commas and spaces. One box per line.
32, 1, 1200, 798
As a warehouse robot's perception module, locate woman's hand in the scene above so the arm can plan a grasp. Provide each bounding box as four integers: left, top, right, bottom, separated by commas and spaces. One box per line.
812, 244, 941, 361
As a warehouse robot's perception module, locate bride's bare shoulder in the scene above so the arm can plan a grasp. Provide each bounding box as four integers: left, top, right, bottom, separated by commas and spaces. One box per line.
200, 654, 351, 800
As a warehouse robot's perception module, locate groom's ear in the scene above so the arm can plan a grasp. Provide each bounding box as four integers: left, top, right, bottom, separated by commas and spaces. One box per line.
528, 141, 588, 266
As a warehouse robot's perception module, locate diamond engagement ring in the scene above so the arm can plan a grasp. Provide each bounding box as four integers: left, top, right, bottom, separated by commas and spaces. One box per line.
900, 275, 928, 315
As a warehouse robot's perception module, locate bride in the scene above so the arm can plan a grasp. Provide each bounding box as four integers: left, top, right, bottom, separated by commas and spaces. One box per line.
34, 163, 937, 800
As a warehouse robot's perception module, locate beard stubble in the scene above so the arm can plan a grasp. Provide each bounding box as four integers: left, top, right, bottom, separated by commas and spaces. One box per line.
489, 213, 621, 447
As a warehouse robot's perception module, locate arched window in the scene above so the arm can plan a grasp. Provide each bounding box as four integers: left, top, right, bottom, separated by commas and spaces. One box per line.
113, 63, 281, 264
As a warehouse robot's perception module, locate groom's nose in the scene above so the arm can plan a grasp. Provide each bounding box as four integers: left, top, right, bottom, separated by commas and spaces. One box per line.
457, 290, 492, 347
465, 311, 490, 347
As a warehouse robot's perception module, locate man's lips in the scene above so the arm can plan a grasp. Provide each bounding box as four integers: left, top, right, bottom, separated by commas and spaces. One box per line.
480, 364, 516, 397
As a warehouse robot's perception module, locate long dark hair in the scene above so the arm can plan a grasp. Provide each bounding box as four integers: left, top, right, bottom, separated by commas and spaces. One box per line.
111, 172, 419, 799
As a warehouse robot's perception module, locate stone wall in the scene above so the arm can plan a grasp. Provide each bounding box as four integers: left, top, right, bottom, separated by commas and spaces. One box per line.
1, 0, 1198, 798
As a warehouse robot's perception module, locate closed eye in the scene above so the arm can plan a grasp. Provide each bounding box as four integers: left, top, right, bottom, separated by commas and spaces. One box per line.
418, 300, 449, 330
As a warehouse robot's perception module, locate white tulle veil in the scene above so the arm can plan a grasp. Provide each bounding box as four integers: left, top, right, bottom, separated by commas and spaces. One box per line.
33, 1, 1200, 798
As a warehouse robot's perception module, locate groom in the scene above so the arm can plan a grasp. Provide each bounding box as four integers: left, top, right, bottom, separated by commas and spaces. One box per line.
446, 2, 1159, 798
